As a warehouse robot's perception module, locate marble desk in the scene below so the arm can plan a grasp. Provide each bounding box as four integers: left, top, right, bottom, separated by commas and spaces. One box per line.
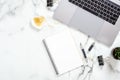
0, 0, 120, 80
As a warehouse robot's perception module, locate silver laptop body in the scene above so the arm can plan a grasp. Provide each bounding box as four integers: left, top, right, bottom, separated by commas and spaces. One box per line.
53, 0, 120, 46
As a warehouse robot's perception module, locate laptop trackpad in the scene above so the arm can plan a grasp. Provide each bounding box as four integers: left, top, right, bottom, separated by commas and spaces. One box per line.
68, 8, 104, 38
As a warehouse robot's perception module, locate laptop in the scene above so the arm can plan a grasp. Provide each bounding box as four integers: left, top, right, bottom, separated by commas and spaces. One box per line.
53, 0, 120, 46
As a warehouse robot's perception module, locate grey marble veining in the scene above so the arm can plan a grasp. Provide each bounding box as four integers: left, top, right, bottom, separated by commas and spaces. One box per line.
0, 0, 120, 80
0, 0, 24, 18
0, 0, 52, 35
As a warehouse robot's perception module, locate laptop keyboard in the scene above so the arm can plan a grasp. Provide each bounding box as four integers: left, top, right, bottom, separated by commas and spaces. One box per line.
69, 0, 120, 25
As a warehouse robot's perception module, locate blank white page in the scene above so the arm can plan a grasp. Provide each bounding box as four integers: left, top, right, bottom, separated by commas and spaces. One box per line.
43, 30, 83, 75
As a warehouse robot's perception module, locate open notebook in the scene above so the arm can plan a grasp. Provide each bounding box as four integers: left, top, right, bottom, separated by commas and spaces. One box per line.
43, 30, 83, 75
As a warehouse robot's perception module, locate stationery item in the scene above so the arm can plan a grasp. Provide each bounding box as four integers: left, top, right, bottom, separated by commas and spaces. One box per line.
88, 42, 95, 52
43, 30, 83, 75
97, 55, 104, 66
80, 43, 88, 63
47, 0, 60, 11
47, 0, 53, 7
84, 35, 90, 46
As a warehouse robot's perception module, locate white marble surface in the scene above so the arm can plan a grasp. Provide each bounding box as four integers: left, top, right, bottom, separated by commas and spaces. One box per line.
0, 0, 120, 80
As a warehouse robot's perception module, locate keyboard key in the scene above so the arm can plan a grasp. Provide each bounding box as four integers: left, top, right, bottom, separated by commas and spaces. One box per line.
69, 0, 120, 25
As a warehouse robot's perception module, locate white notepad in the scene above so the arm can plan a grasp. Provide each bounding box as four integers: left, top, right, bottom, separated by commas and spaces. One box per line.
43, 30, 83, 75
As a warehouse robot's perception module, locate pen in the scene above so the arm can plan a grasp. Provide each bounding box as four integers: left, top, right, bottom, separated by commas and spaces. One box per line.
88, 42, 95, 52
80, 43, 88, 63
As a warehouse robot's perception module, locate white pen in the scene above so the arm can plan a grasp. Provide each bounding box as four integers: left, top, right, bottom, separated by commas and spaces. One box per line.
80, 43, 88, 63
